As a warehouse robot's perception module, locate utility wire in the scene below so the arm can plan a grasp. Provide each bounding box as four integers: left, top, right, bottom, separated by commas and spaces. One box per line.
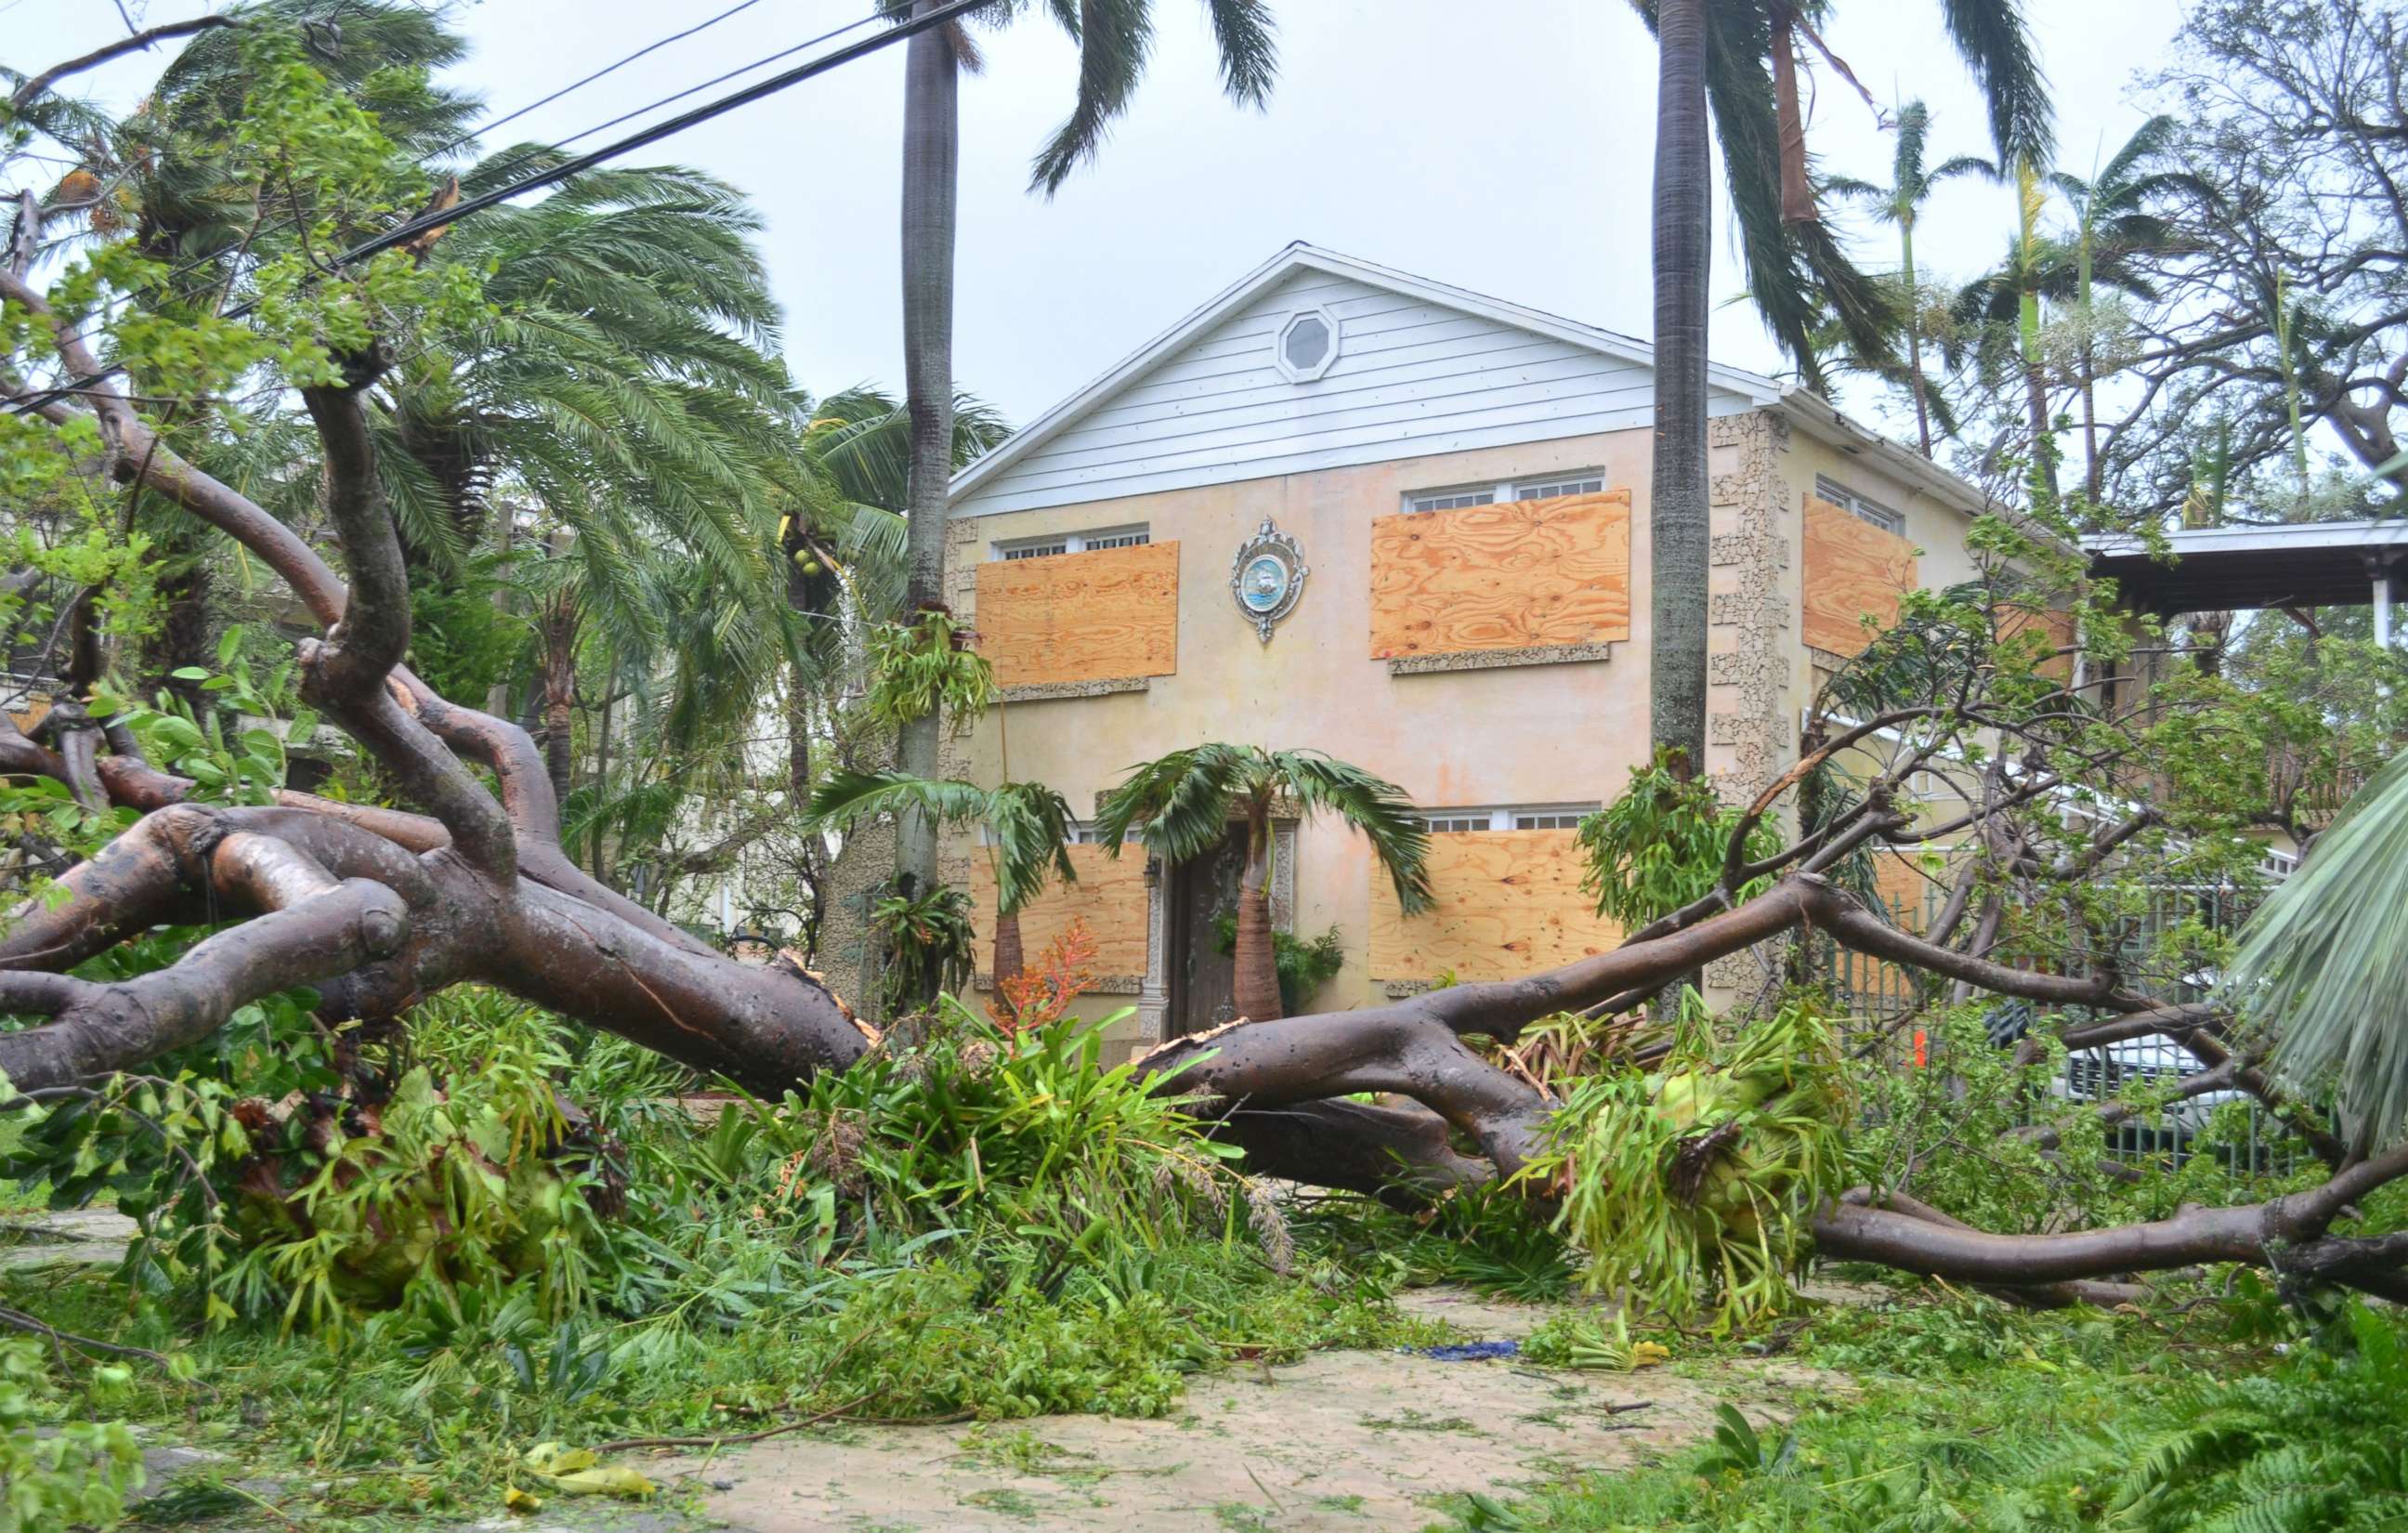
9, 0, 990, 418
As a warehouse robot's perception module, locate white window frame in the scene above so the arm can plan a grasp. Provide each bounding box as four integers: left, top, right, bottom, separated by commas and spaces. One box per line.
991, 525, 1150, 561
1274, 306, 1342, 383
1814, 474, 1905, 536
1419, 803, 1601, 833
1404, 470, 1606, 515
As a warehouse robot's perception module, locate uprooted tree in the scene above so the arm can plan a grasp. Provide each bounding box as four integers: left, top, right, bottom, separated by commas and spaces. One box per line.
5, 20, 2406, 1319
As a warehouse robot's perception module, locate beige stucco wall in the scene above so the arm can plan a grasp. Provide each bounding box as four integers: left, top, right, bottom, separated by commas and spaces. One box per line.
945, 426, 1663, 1019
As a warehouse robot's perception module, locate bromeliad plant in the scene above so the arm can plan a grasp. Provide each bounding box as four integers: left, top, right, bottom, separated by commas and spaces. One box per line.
1525, 994, 1854, 1329
1096, 745, 1431, 1022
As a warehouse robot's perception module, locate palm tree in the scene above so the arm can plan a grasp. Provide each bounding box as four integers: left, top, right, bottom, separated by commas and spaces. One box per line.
1952, 163, 2159, 504
1093, 746, 1431, 1023
804, 769, 1080, 1007
2047, 116, 2206, 499
890, 0, 1279, 898
1825, 101, 1997, 456
1629, 0, 2052, 769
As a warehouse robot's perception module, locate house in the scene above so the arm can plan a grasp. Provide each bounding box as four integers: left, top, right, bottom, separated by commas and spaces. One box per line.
938, 243, 2000, 1057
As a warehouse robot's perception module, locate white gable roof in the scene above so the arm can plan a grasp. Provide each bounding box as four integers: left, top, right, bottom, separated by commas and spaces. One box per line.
949, 242, 1791, 518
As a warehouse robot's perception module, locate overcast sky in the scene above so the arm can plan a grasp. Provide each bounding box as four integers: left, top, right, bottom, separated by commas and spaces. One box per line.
13, 0, 2191, 438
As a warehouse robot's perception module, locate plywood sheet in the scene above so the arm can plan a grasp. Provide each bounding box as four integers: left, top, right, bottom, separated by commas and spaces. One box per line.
1996, 603, 2075, 680
1802, 496, 1917, 656
973, 542, 1179, 688
971, 842, 1151, 983
1368, 491, 1631, 659
1368, 829, 1622, 983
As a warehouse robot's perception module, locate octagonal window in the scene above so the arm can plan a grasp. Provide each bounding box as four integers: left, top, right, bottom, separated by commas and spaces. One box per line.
1275, 308, 1341, 381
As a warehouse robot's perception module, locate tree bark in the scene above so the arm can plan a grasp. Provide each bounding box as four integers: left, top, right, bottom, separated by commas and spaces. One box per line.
991, 904, 1025, 1013
1229, 800, 1282, 1022
1903, 220, 1933, 456
1649, 0, 1711, 775
895, 3, 960, 900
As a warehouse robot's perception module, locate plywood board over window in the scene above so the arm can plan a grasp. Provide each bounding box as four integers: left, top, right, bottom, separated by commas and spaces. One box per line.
1368, 830, 1621, 983
1996, 602, 2076, 680
974, 542, 1179, 688
1368, 491, 1631, 659
970, 843, 1151, 986
1802, 495, 1918, 656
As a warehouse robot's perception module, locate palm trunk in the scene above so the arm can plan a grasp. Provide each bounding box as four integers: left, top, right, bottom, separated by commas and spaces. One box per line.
2077, 233, 2100, 500
1649, 0, 1711, 775
992, 904, 1026, 1016
591, 680, 613, 882
1770, 5, 1815, 224
895, 5, 959, 901
2019, 287, 2058, 502
1903, 220, 1933, 457
1230, 803, 1282, 1023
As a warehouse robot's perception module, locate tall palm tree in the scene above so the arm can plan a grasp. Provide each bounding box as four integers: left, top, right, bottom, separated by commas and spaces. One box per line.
1093, 746, 1431, 1024
1629, 0, 2052, 768
890, 0, 1279, 898
1824, 101, 1997, 456
804, 769, 1080, 1006
2047, 115, 2205, 499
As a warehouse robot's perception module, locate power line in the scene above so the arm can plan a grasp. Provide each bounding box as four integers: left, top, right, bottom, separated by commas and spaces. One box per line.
423, 0, 775, 161
10, 0, 991, 418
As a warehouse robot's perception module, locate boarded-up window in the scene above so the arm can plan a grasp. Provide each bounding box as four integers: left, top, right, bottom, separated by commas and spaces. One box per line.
971, 842, 1150, 985
973, 541, 1179, 688
1996, 603, 2075, 680
1368, 829, 1621, 983
1802, 494, 1918, 656
1368, 491, 1631, 659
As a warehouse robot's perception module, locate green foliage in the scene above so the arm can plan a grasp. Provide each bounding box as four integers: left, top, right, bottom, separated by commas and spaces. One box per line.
807, 770, 1078, 916
1525, 996, 1852, 1328
1577, 747, 1780, 927
1211, 915, 1344, 1014
863, 610, 997, 733
1453, 1299, 2408, 1533
0, 1339, 142, 1532
406, 553, 531, 706
2226, 746, 2408, 1152
869, 881, 978, 1018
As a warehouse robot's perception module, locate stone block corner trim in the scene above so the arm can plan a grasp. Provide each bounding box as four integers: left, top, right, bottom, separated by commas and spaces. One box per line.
998, 676, 1153, 703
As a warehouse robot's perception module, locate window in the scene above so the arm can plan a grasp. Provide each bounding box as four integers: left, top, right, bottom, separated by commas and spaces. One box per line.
1070, 823, 1137, 845
992, 526, 1149, 561
1275, 308, 1341, 382
1420, 805, 1600, 833
1405, 470, 1607, 515
1815, 474, 1905, 535
1514, 474, 1605, 502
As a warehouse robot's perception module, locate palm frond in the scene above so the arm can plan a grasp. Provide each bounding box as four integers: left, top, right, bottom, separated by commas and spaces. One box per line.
1094, 743, 1250, 862
2223, 749, 2408, 1152
1936, 0, 2055, 168
1270, 751, 1433, 914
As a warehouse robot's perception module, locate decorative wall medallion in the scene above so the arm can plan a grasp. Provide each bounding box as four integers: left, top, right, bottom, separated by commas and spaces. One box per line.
1230, 517, 1307, 643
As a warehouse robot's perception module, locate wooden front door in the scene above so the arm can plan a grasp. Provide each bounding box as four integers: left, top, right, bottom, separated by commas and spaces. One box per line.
1166, 824, 1249, 1037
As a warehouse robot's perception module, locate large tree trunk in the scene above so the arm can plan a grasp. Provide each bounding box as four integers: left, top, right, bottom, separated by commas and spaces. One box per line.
895, 4, 959, 902
539, 596, 577, 811
1649, 0, 1711, 775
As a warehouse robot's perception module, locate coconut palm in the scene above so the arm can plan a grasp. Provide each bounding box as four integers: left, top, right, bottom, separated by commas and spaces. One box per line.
1094, 746, 1431, 1023
1824, 101, 1997, 456
1630, 0, 2051, 775
2047, 115, 2206, 498
804, 769, 1080, 1005
889, 0, 1280, 899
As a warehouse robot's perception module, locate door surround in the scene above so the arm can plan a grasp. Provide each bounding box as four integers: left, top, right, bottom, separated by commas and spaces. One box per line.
1135, 820, 1294, 1049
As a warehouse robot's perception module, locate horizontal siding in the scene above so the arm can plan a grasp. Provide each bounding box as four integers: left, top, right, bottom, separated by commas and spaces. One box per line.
954, 270, 1751, 518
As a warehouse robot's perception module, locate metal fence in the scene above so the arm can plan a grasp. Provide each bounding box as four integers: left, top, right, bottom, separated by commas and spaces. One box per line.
1813, 882, 2309, 1178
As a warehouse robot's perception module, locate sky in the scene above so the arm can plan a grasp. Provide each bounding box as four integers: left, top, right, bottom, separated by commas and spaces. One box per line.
10, 0, 2192, 439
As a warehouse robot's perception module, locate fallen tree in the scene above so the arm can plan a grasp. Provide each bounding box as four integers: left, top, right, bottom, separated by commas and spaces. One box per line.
4, 33, 2402, 1320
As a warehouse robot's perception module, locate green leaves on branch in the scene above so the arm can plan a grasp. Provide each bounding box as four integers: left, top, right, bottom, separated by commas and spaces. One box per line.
1525, 995, 1852, 1330
1577, 748, 1779, 928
